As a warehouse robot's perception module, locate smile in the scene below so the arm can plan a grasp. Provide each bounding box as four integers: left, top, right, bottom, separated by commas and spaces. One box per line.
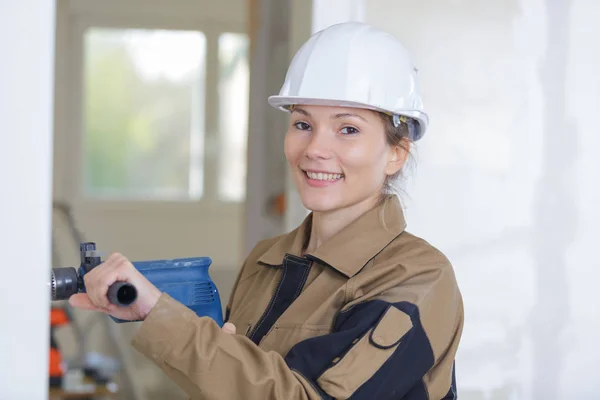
302, 169, 344, 187
305, 171, 343, 181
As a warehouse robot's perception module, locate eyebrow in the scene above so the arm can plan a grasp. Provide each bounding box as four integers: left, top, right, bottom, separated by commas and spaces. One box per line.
291, 107, 368, 122
291, 108, 310, 117
332, 112, 368, 122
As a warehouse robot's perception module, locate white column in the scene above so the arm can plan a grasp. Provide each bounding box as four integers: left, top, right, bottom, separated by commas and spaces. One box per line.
244, 0, 291, 254
0, 1, 55, 399
284, 0, 313, 232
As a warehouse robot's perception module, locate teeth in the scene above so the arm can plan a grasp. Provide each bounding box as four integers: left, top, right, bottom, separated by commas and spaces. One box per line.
306, 171, 343, 181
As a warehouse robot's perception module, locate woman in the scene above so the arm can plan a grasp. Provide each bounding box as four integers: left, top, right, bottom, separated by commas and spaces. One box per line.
71, 22, 464, 399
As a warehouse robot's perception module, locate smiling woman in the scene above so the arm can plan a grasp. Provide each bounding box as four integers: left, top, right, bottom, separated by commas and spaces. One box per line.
284, 105, 408, 219
71, 21, 464, 400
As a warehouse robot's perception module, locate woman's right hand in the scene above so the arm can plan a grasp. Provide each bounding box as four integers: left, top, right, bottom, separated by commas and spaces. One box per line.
68, 253, 162, 321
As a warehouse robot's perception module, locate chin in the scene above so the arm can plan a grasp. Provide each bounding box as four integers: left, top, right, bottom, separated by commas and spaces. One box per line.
299, 192, 343, 213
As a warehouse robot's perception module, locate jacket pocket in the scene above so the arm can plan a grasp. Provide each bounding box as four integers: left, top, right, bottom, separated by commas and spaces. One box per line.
316, 305, 413, 399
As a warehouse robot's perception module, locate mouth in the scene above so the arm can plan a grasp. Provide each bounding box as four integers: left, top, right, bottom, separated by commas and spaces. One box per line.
301, 169, 344, 186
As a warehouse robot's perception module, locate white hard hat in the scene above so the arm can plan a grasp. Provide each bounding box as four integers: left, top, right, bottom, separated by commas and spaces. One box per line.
268, 21, 429, 141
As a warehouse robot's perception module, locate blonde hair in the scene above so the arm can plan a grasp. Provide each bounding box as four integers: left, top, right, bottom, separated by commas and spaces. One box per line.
376, 112, 416, 205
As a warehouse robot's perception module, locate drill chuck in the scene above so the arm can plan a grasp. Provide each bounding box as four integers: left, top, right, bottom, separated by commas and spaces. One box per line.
51, 267, 79, 301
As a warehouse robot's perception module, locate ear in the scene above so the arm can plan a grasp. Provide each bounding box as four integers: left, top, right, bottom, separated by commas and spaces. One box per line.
384, 138, 410, 176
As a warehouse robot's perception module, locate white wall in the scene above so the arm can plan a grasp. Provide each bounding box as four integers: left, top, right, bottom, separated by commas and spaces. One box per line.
0, 1, 55, 399
359, 0, 600, 398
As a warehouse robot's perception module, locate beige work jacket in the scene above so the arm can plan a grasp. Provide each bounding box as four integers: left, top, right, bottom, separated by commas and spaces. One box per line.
132, 195, 464, 399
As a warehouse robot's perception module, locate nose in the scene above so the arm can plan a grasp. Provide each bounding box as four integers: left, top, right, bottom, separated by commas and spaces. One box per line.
304, 129, 333, 160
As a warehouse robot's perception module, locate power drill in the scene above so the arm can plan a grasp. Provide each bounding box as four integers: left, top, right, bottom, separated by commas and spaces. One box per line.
50, 242, 223, 326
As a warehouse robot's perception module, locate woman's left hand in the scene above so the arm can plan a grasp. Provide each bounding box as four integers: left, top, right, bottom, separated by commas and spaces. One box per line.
221, 322, 236, 334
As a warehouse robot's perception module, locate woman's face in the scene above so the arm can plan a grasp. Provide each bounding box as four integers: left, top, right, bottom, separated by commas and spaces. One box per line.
284, 105, 406, 213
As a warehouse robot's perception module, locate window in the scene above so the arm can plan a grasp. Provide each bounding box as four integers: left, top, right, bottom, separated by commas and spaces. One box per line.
83, 28, 207, 200
217, 33, 250, 202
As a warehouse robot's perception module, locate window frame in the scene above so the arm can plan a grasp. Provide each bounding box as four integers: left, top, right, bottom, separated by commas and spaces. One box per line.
62, 0, 248, 209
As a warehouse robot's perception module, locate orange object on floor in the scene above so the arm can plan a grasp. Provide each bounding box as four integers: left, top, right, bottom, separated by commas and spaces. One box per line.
49, 308, 70, 387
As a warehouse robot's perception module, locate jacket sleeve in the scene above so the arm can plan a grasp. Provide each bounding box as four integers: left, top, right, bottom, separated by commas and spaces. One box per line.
131, 268, 462, 400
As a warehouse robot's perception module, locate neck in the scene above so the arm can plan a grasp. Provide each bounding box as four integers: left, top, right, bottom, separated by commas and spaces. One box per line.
304, 194, 381, 254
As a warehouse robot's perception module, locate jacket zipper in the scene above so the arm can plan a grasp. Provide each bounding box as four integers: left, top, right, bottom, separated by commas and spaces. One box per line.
244, 322, 253, 337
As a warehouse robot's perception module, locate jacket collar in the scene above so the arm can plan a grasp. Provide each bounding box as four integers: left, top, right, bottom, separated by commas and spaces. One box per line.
257, 195, 407, 277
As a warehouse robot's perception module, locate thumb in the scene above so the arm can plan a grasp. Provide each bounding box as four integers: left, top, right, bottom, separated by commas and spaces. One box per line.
221, 322, 237, 334
69, 293, 104, 312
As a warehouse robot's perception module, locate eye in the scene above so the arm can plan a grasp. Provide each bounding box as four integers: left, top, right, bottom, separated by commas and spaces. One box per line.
294, 121, 311, 131
340, 126, 359, 135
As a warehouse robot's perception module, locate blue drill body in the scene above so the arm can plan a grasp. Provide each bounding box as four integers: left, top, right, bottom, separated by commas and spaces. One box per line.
125, 257, 224, 326
51, 242, 224, 327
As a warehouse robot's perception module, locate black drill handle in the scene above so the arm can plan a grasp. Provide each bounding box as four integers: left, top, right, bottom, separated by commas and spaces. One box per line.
107, 281, 138, 306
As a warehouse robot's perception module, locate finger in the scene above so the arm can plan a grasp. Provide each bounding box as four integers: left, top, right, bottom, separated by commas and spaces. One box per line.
80, 255, 115, 307
100, 254, 130, 283
98, 255, 137, 309
222, 322, 237, 334
106, 303, 120, 313
97, 253, 124, 277
91, 253, 122, 282
105, 256, 135, 303
89, 254, 128, 308
87, 267, 118, 311
83, 273, 110, 310
106, 252, 124, 266
69, 293, 105, 312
